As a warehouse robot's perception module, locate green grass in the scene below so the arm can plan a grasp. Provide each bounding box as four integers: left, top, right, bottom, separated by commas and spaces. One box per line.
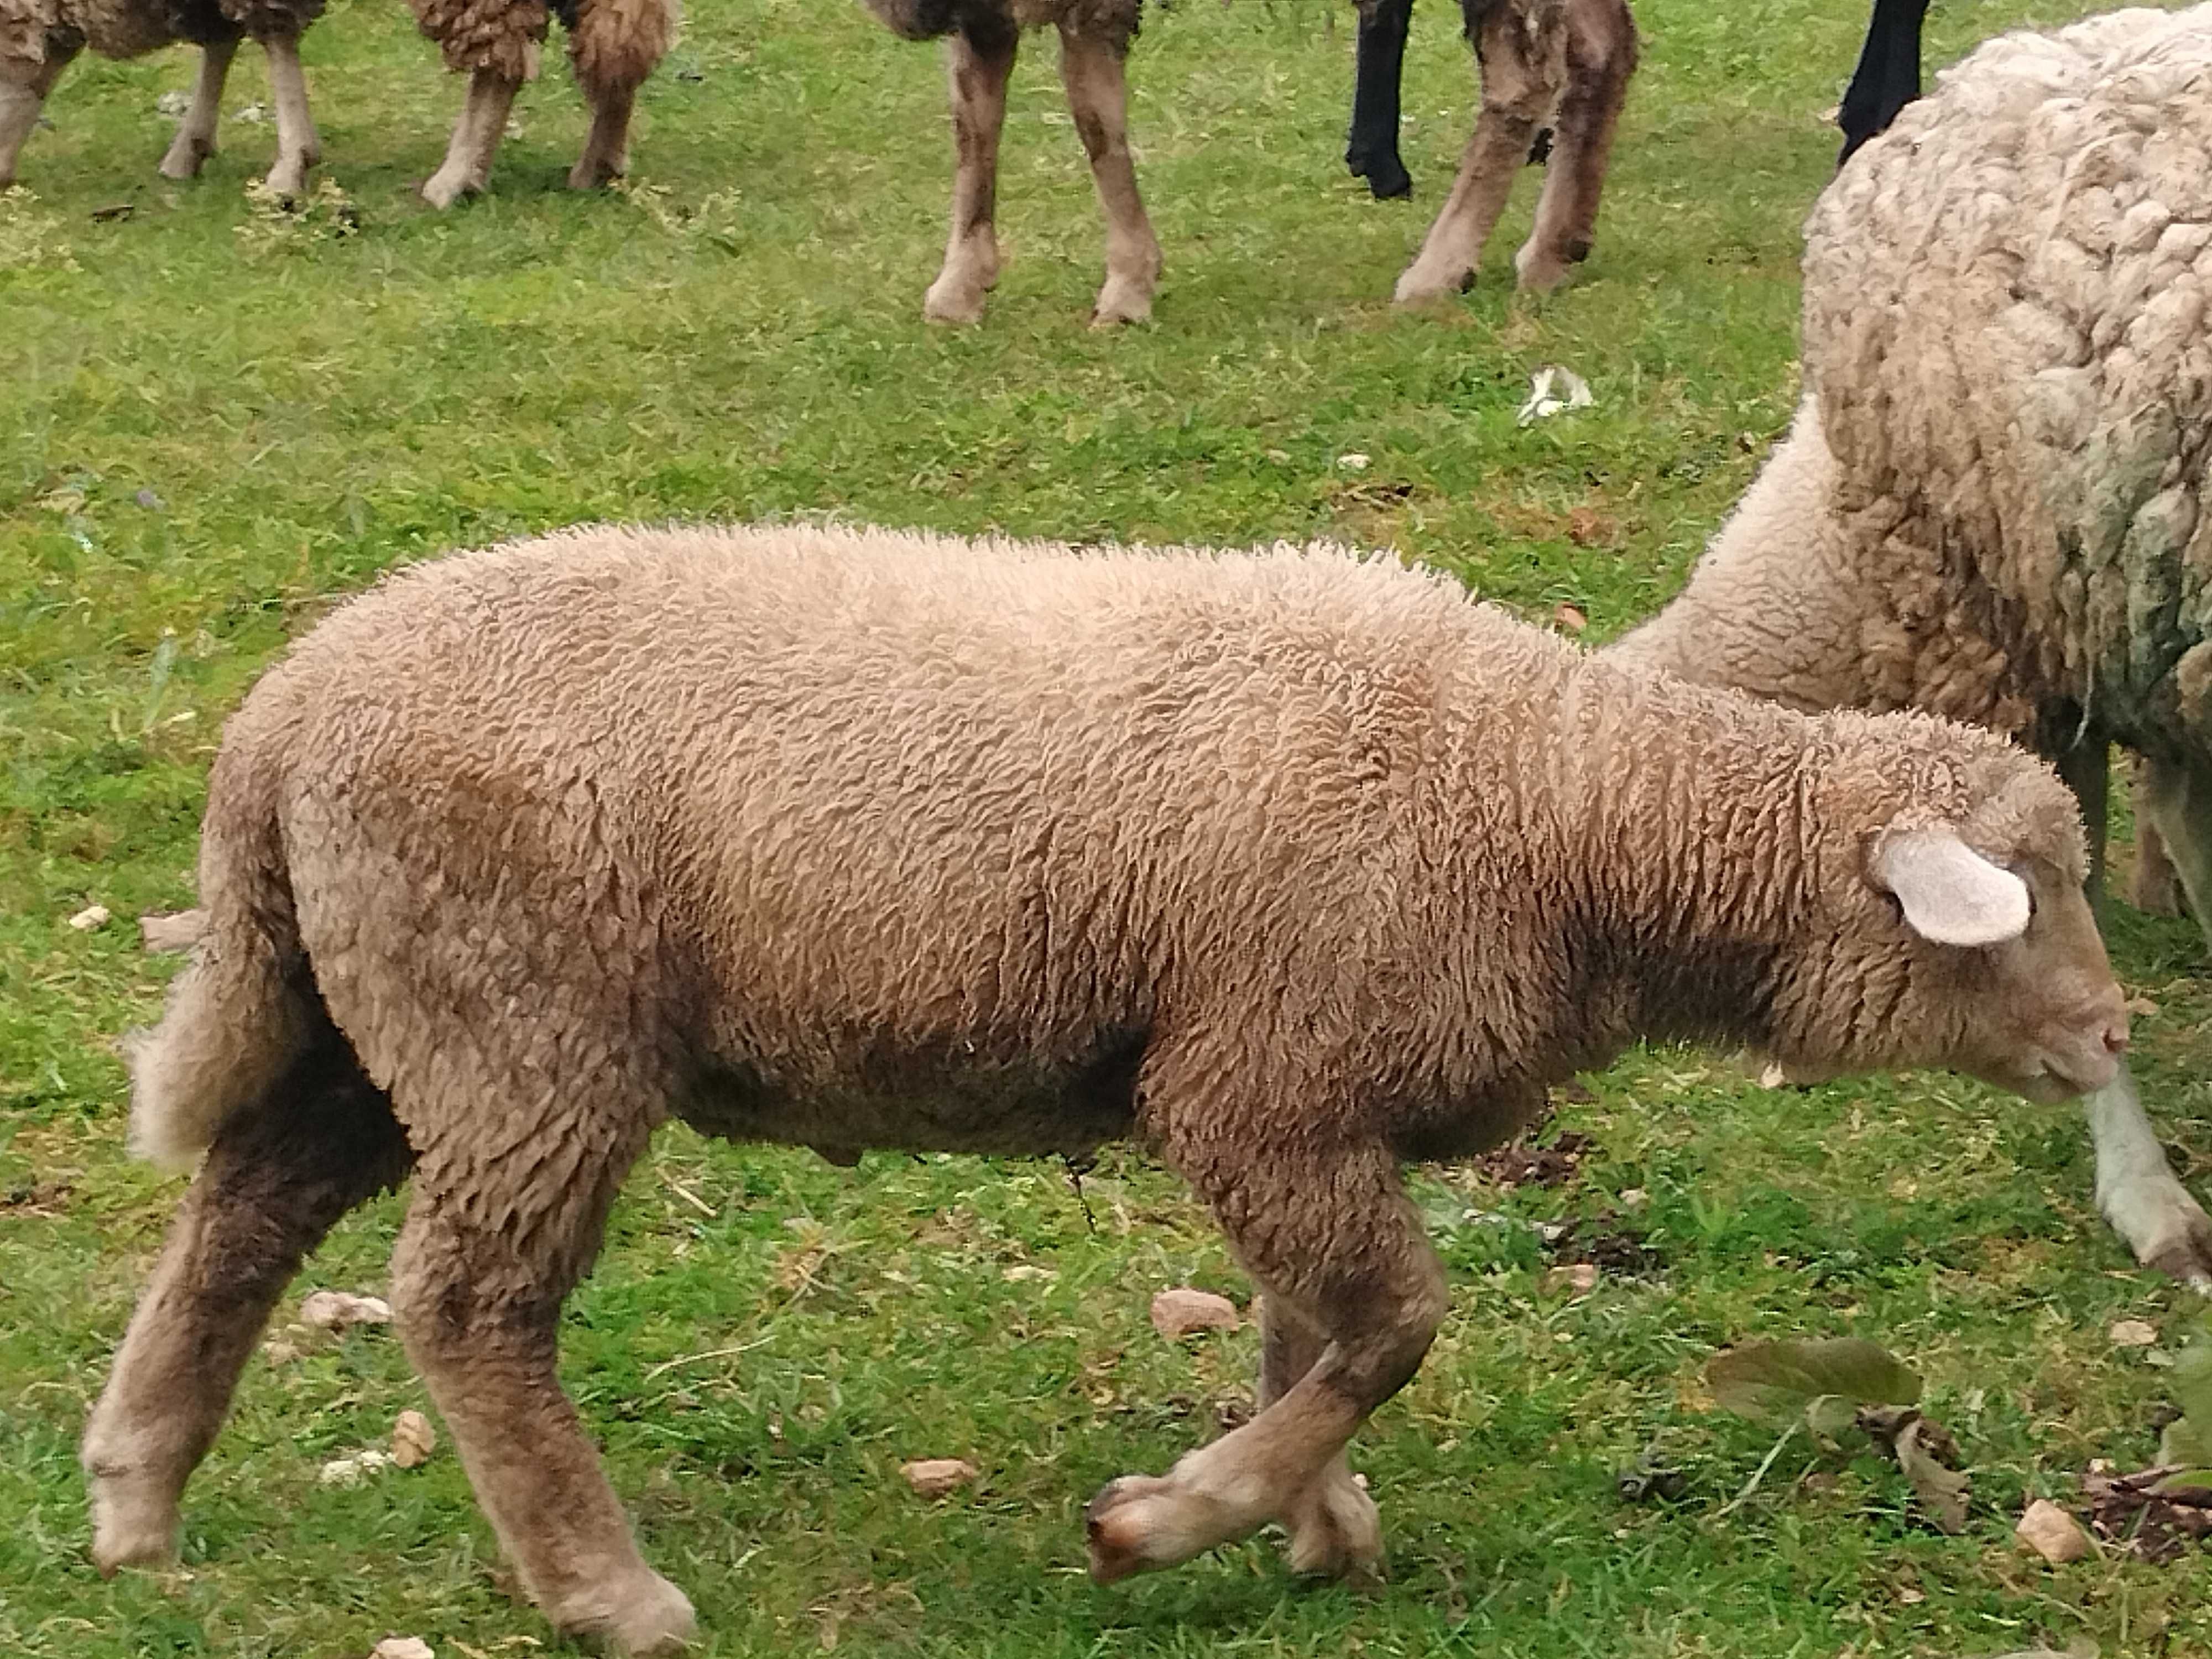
7, 0, 2212, 1652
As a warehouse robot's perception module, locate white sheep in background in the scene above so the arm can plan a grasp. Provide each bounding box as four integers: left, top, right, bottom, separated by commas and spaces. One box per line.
1612, 3, 2212, 1282
86, 525, 2124, 1653
1, 0, 320, 194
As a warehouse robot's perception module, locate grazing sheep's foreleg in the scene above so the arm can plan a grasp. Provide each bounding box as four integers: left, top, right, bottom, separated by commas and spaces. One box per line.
1085, 1139, 1444, 1580
566, 0, 675, 190
1, 38, 86, 189
2086, 1067, 2212, 1290
1255, 1295, 1381, 1578
389, 1113, 695, 1656
923, 20, 1018, 326
1394, 0, 1564, 304
1513, 0, 1632, 291
421, 69, 521, 207
1347, 0, 1415, 200
82, 1049, 413, 1575
2135, 753, 2212, 957
256, 32, 321, 200
1056, 22, 1160, 327
154, 38, 238, 181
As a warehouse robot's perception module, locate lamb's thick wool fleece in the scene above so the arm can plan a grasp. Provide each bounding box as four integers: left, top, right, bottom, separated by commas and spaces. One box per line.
0, 0, 315, 67
137, 525, 2088, 1186
1797, 3, 2212, 753
407, 0, 669, 86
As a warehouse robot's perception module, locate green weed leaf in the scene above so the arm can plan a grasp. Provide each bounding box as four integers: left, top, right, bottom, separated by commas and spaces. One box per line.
1706, 1338, 1922, 1428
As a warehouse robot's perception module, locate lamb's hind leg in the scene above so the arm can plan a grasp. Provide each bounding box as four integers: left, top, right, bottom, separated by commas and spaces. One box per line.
1086, 1114, 1444, 1580
566, 0, 675, 189
1, 36, 86, 189
1256, 1295, 1381, 1578
389, 1089, 693, 1655
422, 69, 521, 207
83, 1045, 414, 1574
256, 31, 320, 199
924, 19, 1018, 325
1395, 0, 1564, 303
1057, 20, 1160, 326
157, 37, 238, 181
1513, 0, 1633, 291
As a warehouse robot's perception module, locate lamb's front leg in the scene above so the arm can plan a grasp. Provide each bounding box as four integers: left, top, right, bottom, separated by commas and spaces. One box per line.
257, 32, 321, 200
924, 20, 1017, 325
1085, 1136, 1444, 1580
159, 38, 237, 180
422, 69, 521, 206
1055, 20, 1160, 326
1255, 1295, 1382, 1578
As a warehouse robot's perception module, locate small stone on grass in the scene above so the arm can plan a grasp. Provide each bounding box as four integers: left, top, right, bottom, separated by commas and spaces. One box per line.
2111, 1319, 2159, 1348
2016, 1498, 2093, 1564
300, 1289, 392, 1331
392, 1410, 437, 1468
900, 1458, 978, 1498
1150, 1287, 1239, 1339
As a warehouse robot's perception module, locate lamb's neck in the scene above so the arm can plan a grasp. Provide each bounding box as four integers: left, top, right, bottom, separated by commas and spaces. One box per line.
1608, 399, 1876, 712
1548, 666, 1827, 1053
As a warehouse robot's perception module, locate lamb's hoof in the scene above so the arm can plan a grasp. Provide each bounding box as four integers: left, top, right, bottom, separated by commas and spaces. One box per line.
1514, 238, 1589, 294
923, 279, 989, 326
262, 156, 313, 203
2104, 1175, 2212, 1292
1282, 1472, 1383, 1582
1392, 263, 1475, 306
156, 138, 212, 181
1089, 268, 1157, 328
419, 167, 480, 209
567, 152, 626, 191
86, 1472, 181, 1577
1084, 1473, 1229, 1582
556, 1569, 697, 1656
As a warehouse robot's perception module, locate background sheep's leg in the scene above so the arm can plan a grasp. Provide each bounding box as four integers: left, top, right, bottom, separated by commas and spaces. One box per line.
1, 37, 86, 189
1836, 0, 1927, 166
82, 1048, 413, 1575
155, 38, 238, 181
2135, 754, 2212, 953
257, 32, 321, 200
1513, 0, 1633, 292
1056, 23, 1160, 326
389, 1118, 695, 1656
1256, 1295, 1380, 1577
1346, 0, 1414, 200
566, 0, 675, 190
2132, 815, 2183, 916
1086, 1140, 1443, 1580
923, 20, 1018, 326
1394, 0, 1561, 304
421, 69, 522, 207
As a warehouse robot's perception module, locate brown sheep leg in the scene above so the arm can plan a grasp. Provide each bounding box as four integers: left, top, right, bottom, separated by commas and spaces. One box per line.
156, 38, 238, 181
82, 1049, 413, 1575
1255, 1296, 1382, 1578
256, 32, 321, 200
566, 0, 674, 190
1394, 0, 1563, 304
1514, 0, 1635, 291
1056, 23, 1160, 326
2133, 815, 2183, 916
1085, 1142, 1444, 1580
1, 38, 86, 189
923, 22, 1018, 325
421, 69, 521, 207
388, 1119, 695, 1656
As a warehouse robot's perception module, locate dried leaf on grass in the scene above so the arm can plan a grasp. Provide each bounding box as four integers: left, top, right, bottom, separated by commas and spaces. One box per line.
392, 1410, 437, 1468
1150, 1287, 1239, 1338
1469, 1128, 1592, 1190
299, 1290, 392, 1331
1860, 1406, 1970, 1533
899, 1458, 978, 1498
2084, 1464, 2212, 1561
2016, 1497, 2093, 1564
1705, 1338, 1920, 1431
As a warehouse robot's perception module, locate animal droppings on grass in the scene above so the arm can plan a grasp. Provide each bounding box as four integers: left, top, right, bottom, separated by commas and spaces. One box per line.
299, 1290, 393, 1330
1335, 452, 1371, 472
2114, 1319, 2161, 1348
1150, 1287, 1240, 1338
391, 1410, 437, 1468
1468, 1127, 1592, 1190
2018, 1498, 2094, 1564
899, 1459, 978, 1498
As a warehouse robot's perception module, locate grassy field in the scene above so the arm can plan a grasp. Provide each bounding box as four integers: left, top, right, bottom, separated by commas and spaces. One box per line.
8, 0, 2212, 1653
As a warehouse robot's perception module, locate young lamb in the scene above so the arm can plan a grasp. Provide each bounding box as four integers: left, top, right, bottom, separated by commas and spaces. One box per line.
86, 525, 2126, 1654
1610, 3, 2212, 1282
1, 0, 320, 194
862, 0, 1157, 325
408, 0, 677, 206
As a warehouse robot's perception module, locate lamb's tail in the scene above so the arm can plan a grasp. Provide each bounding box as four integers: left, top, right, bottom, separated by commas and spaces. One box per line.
126, 753, 317, 1173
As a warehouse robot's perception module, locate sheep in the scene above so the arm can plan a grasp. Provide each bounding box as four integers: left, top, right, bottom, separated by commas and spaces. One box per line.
1389, 0, 1640, 302
0, 0, 321, 195
409, 0, 677, 206
861, 0, 1157, 325
83, 524, 2127, 1653
1608, 3, 2212, 1284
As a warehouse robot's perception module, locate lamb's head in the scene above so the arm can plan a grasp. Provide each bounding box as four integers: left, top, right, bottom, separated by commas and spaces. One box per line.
1766, 717, 2127, 1104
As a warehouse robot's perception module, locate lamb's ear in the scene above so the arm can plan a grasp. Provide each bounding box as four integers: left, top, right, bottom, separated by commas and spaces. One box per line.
1873, 828, 2032, 946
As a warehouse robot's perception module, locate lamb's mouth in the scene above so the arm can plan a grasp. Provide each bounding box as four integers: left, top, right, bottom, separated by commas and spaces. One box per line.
2017, 1048, 2120, 1102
